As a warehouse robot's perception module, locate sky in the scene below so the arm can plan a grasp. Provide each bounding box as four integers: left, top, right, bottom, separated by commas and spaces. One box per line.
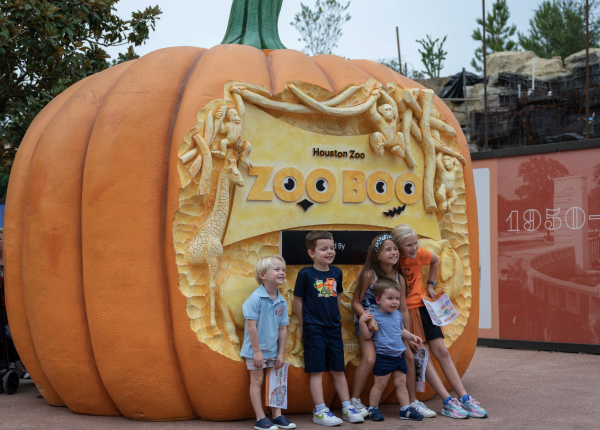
104, 0, 545, 77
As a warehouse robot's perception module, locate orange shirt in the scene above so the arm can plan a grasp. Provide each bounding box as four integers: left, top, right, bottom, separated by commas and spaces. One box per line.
401, 247, 432, 309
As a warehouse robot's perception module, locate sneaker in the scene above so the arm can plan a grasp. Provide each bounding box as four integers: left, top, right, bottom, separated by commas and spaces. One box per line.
367, 406, 385, 421
272, 415, 296, 429
410, 400, 437, 418
399, 406, 424, 421
313, 407, 343, 426
441, 398, 469, 419
254, 417, 278, 430
342, 405, 365, 423
351, 397, 369, 418
460, 395, 488, 418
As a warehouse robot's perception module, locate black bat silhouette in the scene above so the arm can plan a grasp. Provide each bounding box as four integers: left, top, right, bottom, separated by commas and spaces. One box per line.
383, 204, 407, 217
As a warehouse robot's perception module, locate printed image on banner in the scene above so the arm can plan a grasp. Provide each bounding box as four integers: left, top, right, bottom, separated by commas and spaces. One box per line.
421, 292, 459, 326
414, 348, 429, 392
265, 364, 290, 409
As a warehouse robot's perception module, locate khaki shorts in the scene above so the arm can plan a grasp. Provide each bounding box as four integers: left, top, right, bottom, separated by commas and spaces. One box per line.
245, 357, 277, 370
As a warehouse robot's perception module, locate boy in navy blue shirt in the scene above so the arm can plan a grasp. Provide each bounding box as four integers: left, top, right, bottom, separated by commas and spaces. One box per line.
293, 231, 364, 426
241, 255, 296, 430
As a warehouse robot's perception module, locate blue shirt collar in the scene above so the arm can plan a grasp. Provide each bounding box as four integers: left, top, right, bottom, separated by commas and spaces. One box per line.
257, 285, 285, 303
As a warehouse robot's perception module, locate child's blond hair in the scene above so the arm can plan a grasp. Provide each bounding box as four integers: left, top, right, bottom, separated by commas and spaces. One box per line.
391, 224, 417, 247
254, 255, 286, 285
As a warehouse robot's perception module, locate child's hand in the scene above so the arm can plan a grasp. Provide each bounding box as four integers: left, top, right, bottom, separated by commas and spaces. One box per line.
359, 312, 374, 324
427, 285, 436, 299
407, 340, 419, 352
413, 336, 423, 348
253, 351, 264, 369
275, 352, 285, 369
367, 318, 379, 332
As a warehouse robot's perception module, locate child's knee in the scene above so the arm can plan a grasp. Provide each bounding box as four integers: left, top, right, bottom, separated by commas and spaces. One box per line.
364, 354, 376, 368
435, 346, 451, 361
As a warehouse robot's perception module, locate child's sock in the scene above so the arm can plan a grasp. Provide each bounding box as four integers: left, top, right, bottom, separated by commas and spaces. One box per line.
341, 401, 351, 409
400, 405, 410, 411
315, 403, 326, 412
461, 394, 470, 403
443, 396, 453, 405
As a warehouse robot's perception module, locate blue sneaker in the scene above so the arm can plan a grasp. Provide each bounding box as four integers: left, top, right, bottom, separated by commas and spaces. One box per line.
272, 415, 296, 429
460, 395, 488, 418
367, 406, 385, 421
441, 398, 469, 419
254, 417, 278, 430
399, 406, 424, 421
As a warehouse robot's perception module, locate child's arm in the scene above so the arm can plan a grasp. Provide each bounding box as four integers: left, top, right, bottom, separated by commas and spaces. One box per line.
427, 253, 440, 299
275, 324, 287, 369
292, 296, 304, 340
350, 269, 374, 317
358, 312, 375, 340
247, 319, 263, 368
401, 328, 422, 348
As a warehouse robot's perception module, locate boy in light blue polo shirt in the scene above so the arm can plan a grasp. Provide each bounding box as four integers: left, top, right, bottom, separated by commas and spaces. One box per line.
241, 255, 296, 430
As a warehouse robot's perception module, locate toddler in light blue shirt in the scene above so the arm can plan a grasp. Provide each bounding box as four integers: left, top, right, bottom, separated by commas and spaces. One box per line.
359, 278, 423, 422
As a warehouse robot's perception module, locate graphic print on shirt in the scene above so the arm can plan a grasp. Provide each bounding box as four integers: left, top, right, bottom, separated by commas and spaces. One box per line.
402, 267, 416, 294
275, 304, 285, 317
314, 278, 338, 297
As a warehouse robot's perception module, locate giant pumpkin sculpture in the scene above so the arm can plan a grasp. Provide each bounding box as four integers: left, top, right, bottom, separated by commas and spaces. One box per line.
5, 0, 479, 422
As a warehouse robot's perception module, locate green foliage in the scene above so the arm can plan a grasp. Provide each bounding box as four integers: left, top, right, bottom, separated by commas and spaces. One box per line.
416, 35, 447, 78
0, 169, 9, 199
471, 0, 517, 73
519, 0, 600, 60
377, 57, 424, 79
0, 0, 161, 171
291, 0, 350, 55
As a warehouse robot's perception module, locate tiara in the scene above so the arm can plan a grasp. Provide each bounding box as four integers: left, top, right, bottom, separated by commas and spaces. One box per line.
375, 234, 394, 252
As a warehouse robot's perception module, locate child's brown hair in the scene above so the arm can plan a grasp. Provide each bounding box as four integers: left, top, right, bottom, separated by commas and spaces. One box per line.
305, 230, 334, 252
373, 277, 401, 298
355, 234, 407, 298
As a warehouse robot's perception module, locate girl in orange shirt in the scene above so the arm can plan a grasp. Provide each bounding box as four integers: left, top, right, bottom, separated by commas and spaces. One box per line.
392, 224, 488, 419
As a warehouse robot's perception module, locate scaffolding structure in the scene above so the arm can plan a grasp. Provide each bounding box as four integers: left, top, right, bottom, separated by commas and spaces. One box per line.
469, 61, 600, 149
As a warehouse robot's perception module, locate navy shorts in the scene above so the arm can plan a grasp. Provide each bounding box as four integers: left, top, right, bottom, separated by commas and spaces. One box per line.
374, 353, 407, 376
303, 325, 345, 373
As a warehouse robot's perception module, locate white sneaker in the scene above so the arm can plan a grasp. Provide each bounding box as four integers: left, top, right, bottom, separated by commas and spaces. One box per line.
350, 397, 369, 418
313, 407, 343, 426
342, 405, 365, 423
411, 400, 437, 418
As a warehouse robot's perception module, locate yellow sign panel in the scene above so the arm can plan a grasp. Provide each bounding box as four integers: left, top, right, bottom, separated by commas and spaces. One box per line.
223, 104, 441, 246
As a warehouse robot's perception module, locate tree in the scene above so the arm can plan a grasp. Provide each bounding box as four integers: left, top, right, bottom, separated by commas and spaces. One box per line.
519, 0, 600, 60
416, 35, 447, 78
291, 0, 350, 55
514, 156, 570, 239
0, 1, 162, 171
471, 0, 517, 73
377, 58, 424, 79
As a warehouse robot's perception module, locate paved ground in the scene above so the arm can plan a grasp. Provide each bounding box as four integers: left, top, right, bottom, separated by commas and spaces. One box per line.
2, 347, 599, 429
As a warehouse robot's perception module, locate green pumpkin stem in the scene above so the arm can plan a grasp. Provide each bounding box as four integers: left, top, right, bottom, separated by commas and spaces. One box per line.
221, 0, 286, 50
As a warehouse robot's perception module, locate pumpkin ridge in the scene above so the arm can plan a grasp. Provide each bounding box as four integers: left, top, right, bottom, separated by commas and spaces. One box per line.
21, 61, 134, 415
5, 78, 91, 407
161, 47, 208, 418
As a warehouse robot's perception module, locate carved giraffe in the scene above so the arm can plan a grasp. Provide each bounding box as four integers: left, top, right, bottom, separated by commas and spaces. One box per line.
184, 159, 244, 345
